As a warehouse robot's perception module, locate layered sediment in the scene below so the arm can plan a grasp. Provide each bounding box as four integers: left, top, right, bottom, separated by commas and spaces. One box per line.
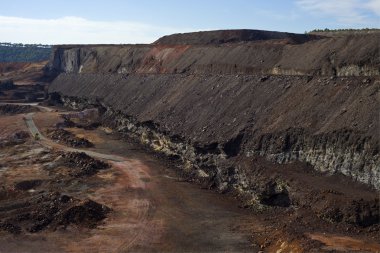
46, 31, 380, 77
47, 30, 379, 222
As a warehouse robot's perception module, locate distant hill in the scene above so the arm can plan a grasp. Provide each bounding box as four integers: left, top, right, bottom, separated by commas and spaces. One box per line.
0, 43, 52, 62
154, 29, 320, 45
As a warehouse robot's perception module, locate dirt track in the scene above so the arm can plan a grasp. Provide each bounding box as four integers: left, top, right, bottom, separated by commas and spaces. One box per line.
1, 29, 378, 252
0, 104, 378, 252
0, 107, 260, 252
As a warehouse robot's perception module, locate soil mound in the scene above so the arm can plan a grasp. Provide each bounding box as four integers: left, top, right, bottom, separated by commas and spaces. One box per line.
0, 104, 38, 115
14, 179, 43, 191
154, 29, 321, 45
0, 192, 110, 234
0, 131, 30, 148
47, 128, 94, 148
56, 118, 100, 130
0, 146, 112, 236
0, 79, 15, 90
61, 152, 110, 177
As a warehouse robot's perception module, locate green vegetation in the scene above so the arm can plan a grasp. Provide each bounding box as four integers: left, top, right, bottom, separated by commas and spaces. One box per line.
308, 28, 380, 33
0, 43, 51, 62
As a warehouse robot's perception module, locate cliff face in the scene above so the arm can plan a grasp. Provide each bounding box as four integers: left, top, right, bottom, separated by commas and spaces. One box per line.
47, 32, 380, 77
47, 30, 380, 193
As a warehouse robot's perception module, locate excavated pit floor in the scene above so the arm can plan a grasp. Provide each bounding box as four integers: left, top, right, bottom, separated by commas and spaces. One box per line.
0, 105, 378, 252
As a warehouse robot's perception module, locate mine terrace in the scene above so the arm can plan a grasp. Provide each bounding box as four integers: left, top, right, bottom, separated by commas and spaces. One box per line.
0, 29, 379, 253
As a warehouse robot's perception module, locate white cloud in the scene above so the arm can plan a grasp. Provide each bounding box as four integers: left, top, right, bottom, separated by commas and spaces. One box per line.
366, 0, 380, 15
0, 16, 193, 44
296, 0, 380, 25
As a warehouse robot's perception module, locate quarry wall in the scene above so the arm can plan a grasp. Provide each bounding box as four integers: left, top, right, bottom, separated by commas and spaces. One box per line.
48, 31, 380, 190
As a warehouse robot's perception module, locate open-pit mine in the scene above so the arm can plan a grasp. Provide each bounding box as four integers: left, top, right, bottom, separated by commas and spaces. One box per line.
0, 29, 379, 252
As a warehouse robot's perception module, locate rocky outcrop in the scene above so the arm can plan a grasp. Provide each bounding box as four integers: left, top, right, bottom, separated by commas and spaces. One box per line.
251, 128, 379, 188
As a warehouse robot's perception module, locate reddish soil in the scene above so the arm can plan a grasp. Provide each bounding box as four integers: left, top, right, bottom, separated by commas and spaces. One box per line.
1, 29, 379, 252
0, 113, 29, 137
0, 106, 378, 252
0, 109, 261, 252
38, 108, 380, 252
0, 121, 112, 232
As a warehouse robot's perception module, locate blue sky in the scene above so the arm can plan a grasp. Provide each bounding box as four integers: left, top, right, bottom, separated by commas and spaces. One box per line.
0, 0, 379, 44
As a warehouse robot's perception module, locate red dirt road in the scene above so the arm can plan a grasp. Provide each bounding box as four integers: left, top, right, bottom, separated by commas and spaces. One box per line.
5, 110, 260, 252
0, 106, 379, 253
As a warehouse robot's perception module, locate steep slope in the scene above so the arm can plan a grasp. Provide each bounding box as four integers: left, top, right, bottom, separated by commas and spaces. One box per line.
47, 32, 380, 77
48, 30, 379, 225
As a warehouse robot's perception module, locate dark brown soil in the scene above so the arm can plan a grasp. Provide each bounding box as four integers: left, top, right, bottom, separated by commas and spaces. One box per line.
0, 131, 30, 148
47, 32, 379, 77
46, 30, 380, 248
0, 144, 111, 236
154, 29, 321, 45
15, 29, 379, 251
56, 118, 100, 130
0, 191, 110, 234
55, 118, 76, 128
14, 179, 43, 191
219, 156, 379, 227
60, 152, 110, 177
0, 104, 38, 115
47, 128, 94, 148
1, 106, 378, 252
0, 79, 15, 90
0, 84, 46, 102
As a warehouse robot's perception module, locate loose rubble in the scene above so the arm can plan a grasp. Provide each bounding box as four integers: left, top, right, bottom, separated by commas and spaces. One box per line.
0, 131, 30, 148
0, 191, 110, 234
60, 152, 110, 177
0, 104, 38, 115
47, 128, 94, 148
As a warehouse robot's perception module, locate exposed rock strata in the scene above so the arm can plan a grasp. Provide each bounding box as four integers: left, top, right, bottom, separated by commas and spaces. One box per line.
47, 30, 380, 223
46, 32, 380, 78
49, 73, 379, 190
47, 92, 380, 226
